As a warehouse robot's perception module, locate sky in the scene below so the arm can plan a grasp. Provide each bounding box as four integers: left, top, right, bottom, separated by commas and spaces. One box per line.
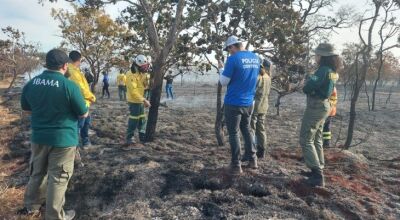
0, 0, 399, 57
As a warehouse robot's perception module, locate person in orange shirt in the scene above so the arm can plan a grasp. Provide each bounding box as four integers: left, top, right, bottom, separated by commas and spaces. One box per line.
322, 87, 338, 147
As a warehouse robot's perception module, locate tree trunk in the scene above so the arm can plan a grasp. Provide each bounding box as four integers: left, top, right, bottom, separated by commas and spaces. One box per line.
7, 68, 18, 92
91, 83, 97, 94
385, 86, 393, 104
371, 53, 384, 111
181, 73, 183, 87
345, 57, 368, 148
90, 65, 98, 94
345, 94, 357, 148
364, 82, 371, 111
145, 62, 164, 142
371, 78, 379, 111
215, 82, 224, 146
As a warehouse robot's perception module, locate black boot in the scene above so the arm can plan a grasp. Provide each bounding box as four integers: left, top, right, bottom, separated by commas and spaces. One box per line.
306, 169, 325, 187
300, 170, 313, 177
256, 148, 265, 159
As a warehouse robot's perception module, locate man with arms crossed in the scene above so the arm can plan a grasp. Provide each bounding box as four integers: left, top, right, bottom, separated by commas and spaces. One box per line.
18, 49, 88, 220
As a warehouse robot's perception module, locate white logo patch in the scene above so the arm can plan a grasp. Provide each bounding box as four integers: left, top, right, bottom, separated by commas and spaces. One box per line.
241, 58, 259, 69
32, 78, 60, 88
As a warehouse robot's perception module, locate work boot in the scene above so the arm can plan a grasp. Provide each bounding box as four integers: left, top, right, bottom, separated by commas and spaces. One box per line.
139, 133, 147, 143
256, 149, 265, 159
230, 164, 243, 175
248, 159, 258, 169
82, 141, 92, 148
64, 210, 76, 220
306, 169, 325, 187
300, 170, 313, 177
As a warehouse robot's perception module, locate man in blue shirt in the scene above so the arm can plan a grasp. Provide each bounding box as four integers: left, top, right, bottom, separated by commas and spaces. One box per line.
102, 71, 110, 98
218, 36, 260, 175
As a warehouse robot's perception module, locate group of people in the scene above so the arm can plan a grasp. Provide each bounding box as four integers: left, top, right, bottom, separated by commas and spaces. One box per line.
218, 36, 339, 188
18, 49, 154, 219
17, 34, 339, 219
117, 68, 176, 102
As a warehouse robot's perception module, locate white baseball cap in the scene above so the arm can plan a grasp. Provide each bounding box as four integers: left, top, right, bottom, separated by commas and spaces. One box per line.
224, 35, 242, 51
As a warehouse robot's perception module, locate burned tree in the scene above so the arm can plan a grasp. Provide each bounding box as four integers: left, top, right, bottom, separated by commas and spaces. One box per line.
370, 1, 400, 111
345, 0, 383, 148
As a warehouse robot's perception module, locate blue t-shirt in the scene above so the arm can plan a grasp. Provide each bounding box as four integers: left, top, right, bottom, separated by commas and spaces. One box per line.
222, 51, 260, 106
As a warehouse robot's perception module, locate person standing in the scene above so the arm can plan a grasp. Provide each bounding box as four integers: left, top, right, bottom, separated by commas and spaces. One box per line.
125, 55, 151, 145
68, 51, 96, 147
218, 36, 260, 175
102, 71, 110, 99
117, 70, 127, 101
83, 68, 94, 89
323, 86, 338, 147
18, 49, 88, 220
250, 58, 272, 159
164, 73, 175, 99
300, 43, 340, 187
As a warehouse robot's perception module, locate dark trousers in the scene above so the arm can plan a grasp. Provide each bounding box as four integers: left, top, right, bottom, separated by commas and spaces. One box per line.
118, 85, 127, 101
78, 114, 91, 146
102, 83, 110, 98
126, 103, 147, 143
323, 116, 332, 147
224, 105, 256, 166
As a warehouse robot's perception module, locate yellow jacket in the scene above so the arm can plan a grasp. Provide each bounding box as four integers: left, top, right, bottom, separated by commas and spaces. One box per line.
117, 73, 127, 86
68, 64, 96, 107
126, 71, 149, 103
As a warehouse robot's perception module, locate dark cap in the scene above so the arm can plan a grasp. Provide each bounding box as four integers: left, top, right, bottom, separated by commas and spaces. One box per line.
46, 49, 70, 69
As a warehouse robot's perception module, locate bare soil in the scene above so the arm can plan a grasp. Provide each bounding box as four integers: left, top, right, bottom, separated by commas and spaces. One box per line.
1, 83, 399, 220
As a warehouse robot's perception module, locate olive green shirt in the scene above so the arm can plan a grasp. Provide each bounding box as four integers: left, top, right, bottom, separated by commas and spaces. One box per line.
254, 73, 271, 114
21, 70, 88, 147
303, 66, 337, 99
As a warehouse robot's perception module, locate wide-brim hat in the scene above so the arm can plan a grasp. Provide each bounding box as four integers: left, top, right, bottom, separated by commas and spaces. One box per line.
314, 43, 338, 56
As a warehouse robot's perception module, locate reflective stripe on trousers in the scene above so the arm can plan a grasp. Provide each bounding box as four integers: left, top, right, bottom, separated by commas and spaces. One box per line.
323, 131, 332, 140
129, 114, 146, 120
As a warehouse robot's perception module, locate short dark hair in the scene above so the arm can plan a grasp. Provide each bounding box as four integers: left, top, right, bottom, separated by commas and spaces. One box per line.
47, 64, 65, 71
319, 55, 340, 72
131, 62, 139, 73
69, 50, 82, 62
